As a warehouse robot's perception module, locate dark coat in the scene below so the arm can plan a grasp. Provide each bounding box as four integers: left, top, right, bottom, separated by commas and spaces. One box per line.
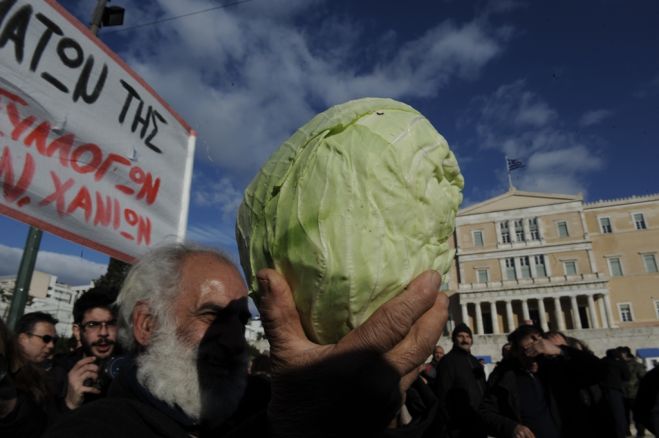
479, 347, 604, 438
634, 365, 659, 435
434, 346, 487, 438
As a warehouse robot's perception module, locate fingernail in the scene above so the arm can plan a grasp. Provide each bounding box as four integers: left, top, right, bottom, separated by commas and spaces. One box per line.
428, 270, 441, 288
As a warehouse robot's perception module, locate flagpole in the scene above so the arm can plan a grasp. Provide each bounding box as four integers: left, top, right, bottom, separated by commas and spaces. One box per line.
505, 156, 513, 190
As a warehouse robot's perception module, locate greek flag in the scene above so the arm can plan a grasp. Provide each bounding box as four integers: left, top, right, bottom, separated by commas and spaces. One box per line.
507, 158, 525, 171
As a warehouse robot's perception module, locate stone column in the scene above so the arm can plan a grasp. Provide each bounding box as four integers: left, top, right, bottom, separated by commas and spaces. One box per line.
505, 300, 514, 332
522, 299, 530, 322
603, 294, 616, 328
538, 298, 549, 331
490, 301, 500, 334
495, 221, 502, 244
553, 296, 566, 330
597, 295, 609, 329
529, 255, 538, 278
475, 302, 484, 335
461, 302, 469, 326
570, 295, 582, 329
587, 294, 599, 329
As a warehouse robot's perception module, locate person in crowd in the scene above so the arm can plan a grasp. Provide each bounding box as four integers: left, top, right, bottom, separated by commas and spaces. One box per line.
51, 288, 121, 411
479, 324, 603, 438
0, 317, 53, 438
434, 323, 486, 438
15, 312, 59, 368
46, 243, 449, 438
421, 345, 445, 388
601, 348, 631, 438
618, 346, 646, 437
634, 364, 659, 436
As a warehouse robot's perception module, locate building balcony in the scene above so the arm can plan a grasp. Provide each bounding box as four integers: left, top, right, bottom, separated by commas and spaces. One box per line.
458, 272, 608, 293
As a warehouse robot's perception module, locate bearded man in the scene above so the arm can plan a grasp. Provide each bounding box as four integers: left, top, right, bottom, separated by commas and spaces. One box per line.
46, 243, 449, 438
49, 288, 120, 412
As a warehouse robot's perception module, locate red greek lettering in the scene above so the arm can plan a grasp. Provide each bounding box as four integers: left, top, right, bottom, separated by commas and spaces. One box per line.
0, 146, 34, 202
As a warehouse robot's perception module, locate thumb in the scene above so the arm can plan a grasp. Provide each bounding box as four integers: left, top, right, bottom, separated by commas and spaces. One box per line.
257, 269, 315, 359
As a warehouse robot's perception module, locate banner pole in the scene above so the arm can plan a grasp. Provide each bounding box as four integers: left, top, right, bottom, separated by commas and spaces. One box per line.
6, 226, 43, 330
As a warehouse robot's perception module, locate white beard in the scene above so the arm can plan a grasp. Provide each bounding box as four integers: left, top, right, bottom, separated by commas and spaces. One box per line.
137, 319, 202, 420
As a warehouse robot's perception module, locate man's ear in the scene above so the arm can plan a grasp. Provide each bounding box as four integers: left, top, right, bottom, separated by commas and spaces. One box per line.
72, 324, 81, 343
133, 301, 155, 347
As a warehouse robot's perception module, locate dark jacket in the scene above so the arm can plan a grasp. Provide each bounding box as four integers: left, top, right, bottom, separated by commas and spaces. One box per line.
634, 365, 659, 435
434, 346, 486, 438
479, 347, 604, 438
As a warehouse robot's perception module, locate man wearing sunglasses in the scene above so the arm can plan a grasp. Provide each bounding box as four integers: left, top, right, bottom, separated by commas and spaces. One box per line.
15, 312, 59, 367
51, 288, 120, 410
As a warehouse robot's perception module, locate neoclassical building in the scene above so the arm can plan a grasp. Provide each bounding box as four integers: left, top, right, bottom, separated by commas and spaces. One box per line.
446, 189, 659, 335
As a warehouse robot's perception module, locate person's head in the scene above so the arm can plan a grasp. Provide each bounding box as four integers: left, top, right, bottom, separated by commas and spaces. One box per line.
433, 345, 445, 362
116, 243, 249, 422
617, 346, 633, 360
544, 330, 567, 347
507, 324, 544, 369
15, 312, 59, 365
606, 348, 622, 360
72, 288, 118, 359
451, 323, 473, 352
0, 317, 51, 403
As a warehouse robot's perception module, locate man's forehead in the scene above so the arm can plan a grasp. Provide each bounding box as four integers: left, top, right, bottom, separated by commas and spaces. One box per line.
180, 253, 247, 305
33, 321, 56, 334
83, 307, 114, 321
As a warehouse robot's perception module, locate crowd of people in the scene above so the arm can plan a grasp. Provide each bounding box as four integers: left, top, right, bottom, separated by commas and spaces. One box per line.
0, 242, 658, 437
420, 323, 659, 438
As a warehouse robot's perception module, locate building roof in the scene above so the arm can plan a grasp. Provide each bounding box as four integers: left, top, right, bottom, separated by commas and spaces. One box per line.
459, 188, 583, 216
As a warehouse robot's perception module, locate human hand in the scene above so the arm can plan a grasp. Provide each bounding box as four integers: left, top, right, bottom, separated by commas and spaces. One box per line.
513, 424, 536, 438
257, 268, 448, 436
525, 337, 562, 358
65, 356, 100, 409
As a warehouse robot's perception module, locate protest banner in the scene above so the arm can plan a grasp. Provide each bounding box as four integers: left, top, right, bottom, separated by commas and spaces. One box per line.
0, 0, 196, 262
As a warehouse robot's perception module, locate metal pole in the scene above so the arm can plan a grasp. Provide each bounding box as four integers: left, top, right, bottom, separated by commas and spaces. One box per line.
6, 226, 43, 330
505, 156, 513, 190
90, 0, 108, 35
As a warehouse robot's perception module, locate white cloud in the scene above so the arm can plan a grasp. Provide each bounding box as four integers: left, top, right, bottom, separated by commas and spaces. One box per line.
186, 224, 236, 247
114, 0, 506, 175
0, 244, 106, 286
579, 109, 613, 127
192, 176, 243, 218
464, 80, 605, 195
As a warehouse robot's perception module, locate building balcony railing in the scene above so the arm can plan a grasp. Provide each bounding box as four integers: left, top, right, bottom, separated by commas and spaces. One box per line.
458, 272, 608, 292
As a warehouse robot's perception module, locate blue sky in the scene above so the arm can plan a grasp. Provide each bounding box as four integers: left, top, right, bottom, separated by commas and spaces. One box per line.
1, 0, 658, 285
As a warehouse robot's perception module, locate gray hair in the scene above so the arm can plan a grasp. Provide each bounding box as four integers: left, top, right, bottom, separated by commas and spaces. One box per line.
116, 242, 236, 351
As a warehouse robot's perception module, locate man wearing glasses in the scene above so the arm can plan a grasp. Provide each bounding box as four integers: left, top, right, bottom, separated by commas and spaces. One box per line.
51, 288, 120, 410
15, 312, 59, 367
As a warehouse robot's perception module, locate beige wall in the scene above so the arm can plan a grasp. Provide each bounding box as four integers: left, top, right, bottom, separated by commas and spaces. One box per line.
539, 211, 585, 243
456, 222, 498, 251
545, 250, 594, 276
586, 199, 659, 326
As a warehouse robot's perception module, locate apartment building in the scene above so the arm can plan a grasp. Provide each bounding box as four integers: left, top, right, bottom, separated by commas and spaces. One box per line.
447, 189, 659, 335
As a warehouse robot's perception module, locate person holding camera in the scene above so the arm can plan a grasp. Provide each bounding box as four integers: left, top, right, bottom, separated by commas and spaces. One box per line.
51, 287, 121, 411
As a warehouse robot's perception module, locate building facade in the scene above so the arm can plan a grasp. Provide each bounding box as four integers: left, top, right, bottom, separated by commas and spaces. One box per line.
447, 190, 659, 336
0, 272, 93, 337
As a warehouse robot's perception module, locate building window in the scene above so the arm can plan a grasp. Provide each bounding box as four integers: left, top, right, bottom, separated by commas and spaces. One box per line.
563, 260, 577, 276
643, 254, 658, 273
633, 213, 647, 230
514, 219, 525, 242
500, 222, 511, 243
505, 257, 516, 280
618, 303, 633, 322
608, 257, 624, 277
473, 230, 484, 247
440, 279, 449, 291
529, 217, 540, 240
519, 256, 531, 279
655, 300, 659, 320
477, 269, 489, 284
534, 255, 547, 277
599, 217, 612, 234
557, 221, 569, 237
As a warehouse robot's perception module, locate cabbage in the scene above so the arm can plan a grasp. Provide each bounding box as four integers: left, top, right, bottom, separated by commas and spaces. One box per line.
236, 97, 463, 344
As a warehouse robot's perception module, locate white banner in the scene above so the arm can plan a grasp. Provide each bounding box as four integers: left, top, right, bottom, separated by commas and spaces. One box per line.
0, 0, 196, 262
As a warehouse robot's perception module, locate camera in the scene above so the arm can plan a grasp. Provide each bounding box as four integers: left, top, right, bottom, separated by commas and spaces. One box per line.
83, 355, 130, 390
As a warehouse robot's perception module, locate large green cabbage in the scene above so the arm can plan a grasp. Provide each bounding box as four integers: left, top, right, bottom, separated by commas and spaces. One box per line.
236, 97, 463, 344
